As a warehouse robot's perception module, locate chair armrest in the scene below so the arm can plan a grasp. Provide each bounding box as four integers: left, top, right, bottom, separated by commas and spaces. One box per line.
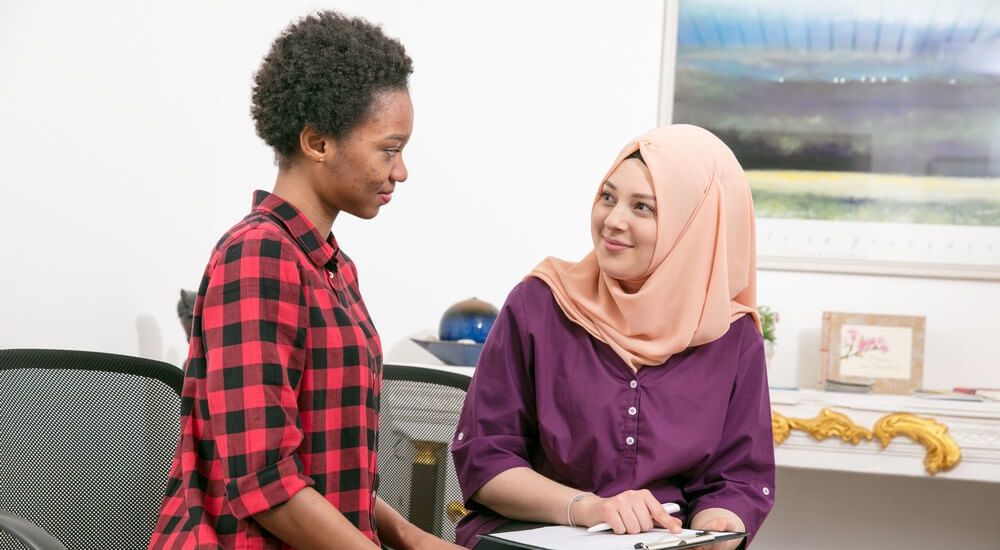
0, 511, 69, 550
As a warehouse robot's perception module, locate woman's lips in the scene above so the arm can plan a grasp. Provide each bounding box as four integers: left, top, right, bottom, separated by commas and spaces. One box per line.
602, 237, 632, 251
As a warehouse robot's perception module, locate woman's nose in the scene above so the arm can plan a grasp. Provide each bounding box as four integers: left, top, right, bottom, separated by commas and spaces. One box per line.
391, 154, 408, 183
604, 205, 627, 231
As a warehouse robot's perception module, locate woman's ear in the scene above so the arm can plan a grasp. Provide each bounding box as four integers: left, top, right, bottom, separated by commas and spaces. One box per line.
299, 126, 335, 163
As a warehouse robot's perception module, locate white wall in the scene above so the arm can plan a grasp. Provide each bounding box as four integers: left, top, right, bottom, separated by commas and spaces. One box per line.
759, 270, 1000, 390
0, 0, 228, 364
0, 0, 666, 366
1, 1, 998, 548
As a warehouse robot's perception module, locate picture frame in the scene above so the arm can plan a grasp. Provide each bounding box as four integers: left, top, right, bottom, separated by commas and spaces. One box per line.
657, 0, 1000, 281
819, 311, 925, 394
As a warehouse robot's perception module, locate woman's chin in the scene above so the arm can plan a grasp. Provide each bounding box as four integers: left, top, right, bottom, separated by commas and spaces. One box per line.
348, 205, 380, 220
597, 265, 628, 282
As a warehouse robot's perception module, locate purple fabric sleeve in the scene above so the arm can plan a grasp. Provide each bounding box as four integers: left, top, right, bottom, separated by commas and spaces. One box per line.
684, 329, 775, 544
451, 283, 536, 503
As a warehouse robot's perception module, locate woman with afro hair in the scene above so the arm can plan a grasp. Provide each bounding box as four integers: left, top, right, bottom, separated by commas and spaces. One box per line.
150, 11, 462, 550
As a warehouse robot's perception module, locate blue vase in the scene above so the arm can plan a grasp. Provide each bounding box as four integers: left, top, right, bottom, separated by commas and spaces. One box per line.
439, 298, 499, 344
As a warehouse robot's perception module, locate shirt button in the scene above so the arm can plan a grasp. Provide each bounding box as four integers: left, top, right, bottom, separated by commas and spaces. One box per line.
457, 432, 464, 441
625, 436, 635, 446
762, 487, 770, 496
628, 406, 637, 415
629, 380, 638, 389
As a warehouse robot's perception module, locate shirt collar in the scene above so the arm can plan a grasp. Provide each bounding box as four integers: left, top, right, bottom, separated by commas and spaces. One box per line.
252, 190, 339, 272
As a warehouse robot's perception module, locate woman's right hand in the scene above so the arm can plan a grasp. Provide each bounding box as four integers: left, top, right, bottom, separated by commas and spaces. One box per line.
574, 490, 683, 535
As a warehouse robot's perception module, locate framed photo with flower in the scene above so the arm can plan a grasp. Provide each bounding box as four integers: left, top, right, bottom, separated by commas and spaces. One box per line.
820, 311, 926, 394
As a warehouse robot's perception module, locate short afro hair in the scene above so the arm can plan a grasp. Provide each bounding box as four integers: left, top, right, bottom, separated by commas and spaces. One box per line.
251, 11, 413, 159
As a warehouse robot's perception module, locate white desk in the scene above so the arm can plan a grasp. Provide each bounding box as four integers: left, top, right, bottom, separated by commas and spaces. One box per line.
769, 388, 1000, 483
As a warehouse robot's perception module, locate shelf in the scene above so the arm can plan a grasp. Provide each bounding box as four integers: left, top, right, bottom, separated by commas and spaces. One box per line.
769, 389, 1000, 483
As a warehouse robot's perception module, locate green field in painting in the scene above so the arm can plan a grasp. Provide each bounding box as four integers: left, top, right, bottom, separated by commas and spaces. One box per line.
748, 170, 1000, 226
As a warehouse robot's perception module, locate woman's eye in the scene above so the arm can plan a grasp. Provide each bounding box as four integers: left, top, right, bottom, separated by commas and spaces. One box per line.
635, 202, 655, 213
599, 191, 614, 203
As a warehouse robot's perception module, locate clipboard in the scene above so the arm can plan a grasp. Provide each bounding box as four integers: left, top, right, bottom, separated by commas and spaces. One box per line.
479, 525, 748, 550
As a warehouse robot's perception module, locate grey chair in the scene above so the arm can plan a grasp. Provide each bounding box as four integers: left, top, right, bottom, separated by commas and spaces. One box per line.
378, 364, 471, 544
0, 349, 182, 550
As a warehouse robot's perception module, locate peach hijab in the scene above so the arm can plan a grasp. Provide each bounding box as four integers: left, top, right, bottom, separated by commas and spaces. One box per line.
529, 125, 760, 370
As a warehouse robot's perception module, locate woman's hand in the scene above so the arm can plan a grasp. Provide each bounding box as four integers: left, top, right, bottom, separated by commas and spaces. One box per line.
374, 496, 464, 550
574, 490, 683, 535
408, 531, 466, 550
690, 508, 745, 550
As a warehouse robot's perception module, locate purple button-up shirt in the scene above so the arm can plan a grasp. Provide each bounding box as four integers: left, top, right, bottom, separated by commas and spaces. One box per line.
451, 278, 775, 547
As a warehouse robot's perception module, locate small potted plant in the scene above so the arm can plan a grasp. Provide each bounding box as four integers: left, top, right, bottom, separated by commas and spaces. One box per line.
758, 305, 778, 366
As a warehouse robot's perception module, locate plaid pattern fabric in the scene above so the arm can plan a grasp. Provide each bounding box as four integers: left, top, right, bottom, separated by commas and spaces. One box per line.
149, 191, 383, 549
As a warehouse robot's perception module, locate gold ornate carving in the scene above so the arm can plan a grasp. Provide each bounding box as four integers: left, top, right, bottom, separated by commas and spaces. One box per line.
446, 500, 469, 524
774, 408, 873, 444
873, 413, 962, 475
772, 412, 792, 444
772, 408, 962, 476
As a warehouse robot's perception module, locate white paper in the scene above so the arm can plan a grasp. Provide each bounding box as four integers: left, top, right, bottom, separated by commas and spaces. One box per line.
487, 526, 716, 550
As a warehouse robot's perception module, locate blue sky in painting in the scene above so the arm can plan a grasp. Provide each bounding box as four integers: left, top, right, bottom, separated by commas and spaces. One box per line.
677, 0, 1000, 82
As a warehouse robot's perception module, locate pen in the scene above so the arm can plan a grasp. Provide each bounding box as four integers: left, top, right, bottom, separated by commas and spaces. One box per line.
586, 502, 682, 533
635, 531, 716, 550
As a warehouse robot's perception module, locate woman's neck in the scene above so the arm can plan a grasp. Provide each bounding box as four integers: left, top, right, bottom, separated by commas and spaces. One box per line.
272, 166, 338, 237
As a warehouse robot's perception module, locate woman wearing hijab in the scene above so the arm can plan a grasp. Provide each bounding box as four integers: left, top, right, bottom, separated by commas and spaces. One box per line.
451, 125, 775, 549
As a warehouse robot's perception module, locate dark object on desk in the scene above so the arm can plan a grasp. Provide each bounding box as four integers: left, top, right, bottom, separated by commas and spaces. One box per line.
377, 364, 471, 543
177, 288, 197, 341
823, 378, 874, 393
412, 338, 485, 366
0, 349, 182, 550
440, 297, 498, 344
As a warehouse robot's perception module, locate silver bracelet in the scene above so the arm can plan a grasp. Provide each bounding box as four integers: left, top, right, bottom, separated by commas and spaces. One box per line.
566, 491, 594, 527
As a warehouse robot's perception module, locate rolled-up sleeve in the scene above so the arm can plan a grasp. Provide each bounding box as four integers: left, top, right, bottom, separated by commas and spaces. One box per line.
202, 233, 314, 519
451, 285, 538, 506
684, 330, 775, 543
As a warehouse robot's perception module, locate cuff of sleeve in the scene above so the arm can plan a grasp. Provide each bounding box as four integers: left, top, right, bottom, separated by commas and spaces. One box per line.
461, 455, 530, 507
452, 436, 532, 507
225, 453, 315, 520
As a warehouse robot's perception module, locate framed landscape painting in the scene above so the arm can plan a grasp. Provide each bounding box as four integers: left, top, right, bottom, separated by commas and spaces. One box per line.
659, 0, 1000, 279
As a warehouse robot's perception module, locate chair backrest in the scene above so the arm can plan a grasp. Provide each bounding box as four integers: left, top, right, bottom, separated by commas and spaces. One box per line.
377, 364, 470, 544
0, 349, 183, 550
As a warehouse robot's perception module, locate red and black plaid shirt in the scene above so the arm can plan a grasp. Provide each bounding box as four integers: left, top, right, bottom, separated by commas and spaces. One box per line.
150, 191, 383, 549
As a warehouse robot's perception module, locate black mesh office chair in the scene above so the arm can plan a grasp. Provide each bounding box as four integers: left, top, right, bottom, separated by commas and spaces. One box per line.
0, 349, 183, 550
378, 364, 471, 545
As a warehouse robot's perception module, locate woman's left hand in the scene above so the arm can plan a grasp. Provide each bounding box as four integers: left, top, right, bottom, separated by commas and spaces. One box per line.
689, 508, 745, 550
